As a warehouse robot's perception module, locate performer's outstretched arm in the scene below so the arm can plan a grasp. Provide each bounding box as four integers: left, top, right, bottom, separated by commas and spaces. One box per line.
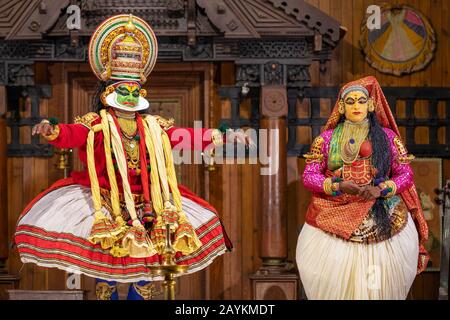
32, 113, 102, 149
165, 126, 223, 151
47, 123, 90, 148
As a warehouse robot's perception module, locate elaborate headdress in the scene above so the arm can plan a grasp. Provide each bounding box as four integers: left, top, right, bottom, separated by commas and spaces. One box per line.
88, 14, 158, 111
325, 76, 400, 135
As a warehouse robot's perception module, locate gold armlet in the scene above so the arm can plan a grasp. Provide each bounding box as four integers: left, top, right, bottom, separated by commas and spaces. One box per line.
304, 153, 324, 163
394, 136, 414, 164
74, 112, 100, 130
398, 154, 415, 164
43, 125, 60, 141
304, 136, 324, 163
154, 115, 175, 131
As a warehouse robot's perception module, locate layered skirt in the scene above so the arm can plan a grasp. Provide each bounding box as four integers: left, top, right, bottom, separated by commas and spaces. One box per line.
15, 180, 228, 283
296, 213, 419, 300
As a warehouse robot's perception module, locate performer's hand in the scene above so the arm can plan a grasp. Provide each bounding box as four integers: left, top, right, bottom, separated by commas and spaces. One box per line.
32, 122, 55, 137
233, 131, 256, 149
339, 180, 362, 195
359, 185, 381, 200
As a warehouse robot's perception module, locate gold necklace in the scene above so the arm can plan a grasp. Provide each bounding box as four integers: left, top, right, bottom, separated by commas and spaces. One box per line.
115, 109, 136, 120
122, 135, 140, 171
115, 117, 140, 171
340, 119, 370, 164
117, 117, 137, 138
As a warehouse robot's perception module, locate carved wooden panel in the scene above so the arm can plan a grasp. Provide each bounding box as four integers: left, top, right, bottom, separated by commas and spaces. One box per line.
0, 0, 36, 38
260, 85, 288, 118
0, 0, 69, 40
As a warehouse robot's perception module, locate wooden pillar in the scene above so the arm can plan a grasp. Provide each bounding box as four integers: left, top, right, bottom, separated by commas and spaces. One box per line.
0, 85, 20, 299
260, 86, 288, 264
250, 85, 298, 300
0, 86, 8, 272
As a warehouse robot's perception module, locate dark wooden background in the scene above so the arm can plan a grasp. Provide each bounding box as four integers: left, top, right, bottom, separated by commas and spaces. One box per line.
2, 0, 449, 299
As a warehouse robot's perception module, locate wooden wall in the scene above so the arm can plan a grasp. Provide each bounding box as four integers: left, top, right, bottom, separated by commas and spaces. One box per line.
3, 0, 449, 300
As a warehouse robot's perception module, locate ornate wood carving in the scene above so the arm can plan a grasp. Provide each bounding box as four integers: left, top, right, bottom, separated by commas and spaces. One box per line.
268, 0, 345, 45
0, 0, 70, 40
197, 0, 313, 38
6, 85, 53, 157
0, 0, 344, 92
260, 85, 287, 118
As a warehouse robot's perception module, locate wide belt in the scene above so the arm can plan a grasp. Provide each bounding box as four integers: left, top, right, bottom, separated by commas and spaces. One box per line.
100, 188, 146, 203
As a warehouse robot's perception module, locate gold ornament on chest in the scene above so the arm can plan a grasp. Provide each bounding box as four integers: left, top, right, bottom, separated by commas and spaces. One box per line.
334, 120, 377, 185
116, 116, 141, 173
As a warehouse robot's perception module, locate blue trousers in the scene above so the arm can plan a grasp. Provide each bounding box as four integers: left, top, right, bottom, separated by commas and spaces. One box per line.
95, 279, 152, 300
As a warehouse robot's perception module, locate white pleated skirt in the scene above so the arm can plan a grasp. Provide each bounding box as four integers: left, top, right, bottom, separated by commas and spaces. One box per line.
296, 213, 419, 300
15, 184, 227, 283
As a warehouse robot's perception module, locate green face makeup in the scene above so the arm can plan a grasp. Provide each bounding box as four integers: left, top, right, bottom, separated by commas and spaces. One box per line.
115, 84, 140, 108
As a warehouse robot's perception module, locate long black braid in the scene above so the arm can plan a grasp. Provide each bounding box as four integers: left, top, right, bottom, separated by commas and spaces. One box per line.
368, 111, 392, 236
338, 112, 392, 236
91, 80, 114, 113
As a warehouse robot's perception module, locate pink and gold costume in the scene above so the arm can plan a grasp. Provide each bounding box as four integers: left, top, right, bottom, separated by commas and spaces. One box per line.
296, 76, 429, 300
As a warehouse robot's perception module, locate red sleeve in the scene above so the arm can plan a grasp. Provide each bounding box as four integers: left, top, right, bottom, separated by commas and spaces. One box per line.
165, 126, 217, 151
48, 123, 89, 149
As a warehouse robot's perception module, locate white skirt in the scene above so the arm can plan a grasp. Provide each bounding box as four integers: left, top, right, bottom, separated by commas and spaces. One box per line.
15, 184, 227, 283
296, 213, 419, 300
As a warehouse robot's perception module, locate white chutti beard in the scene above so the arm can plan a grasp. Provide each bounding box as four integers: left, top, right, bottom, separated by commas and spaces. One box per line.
105, 91, 149, 112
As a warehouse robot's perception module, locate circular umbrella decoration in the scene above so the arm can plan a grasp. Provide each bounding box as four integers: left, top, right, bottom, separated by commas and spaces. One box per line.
360, 4, 436, 76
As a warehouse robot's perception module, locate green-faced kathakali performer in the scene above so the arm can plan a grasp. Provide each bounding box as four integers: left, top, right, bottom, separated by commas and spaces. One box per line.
14, 14, 245, 300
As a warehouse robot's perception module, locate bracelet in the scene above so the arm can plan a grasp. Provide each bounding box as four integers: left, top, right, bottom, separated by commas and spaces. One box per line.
332, 177, 343, 183
324, 178, 342, 196
218, 123, 230, 134
323, 178, 333, 195
331, 182, 340, 192
49, 117, 59, 125
379, 180, 397, 198
331, 182, 343, 196
43, 124, 60, 141
373, 177, 385, 186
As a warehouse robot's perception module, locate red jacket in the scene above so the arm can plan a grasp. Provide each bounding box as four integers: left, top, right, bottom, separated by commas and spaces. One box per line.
49, 110, 216, 194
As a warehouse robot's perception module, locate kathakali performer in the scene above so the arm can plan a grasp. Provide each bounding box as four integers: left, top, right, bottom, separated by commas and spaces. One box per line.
14, 14, 242, 300
296, 76, 429, 300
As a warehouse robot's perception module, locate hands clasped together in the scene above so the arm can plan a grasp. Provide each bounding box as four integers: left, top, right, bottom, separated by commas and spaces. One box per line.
338, 180, 381, 200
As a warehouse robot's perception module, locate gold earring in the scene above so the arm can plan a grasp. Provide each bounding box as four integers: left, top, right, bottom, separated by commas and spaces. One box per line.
368, 99, 375, 112
338, 100, 345, 115
101, 85, 115, 106
139, 88, 147, 98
